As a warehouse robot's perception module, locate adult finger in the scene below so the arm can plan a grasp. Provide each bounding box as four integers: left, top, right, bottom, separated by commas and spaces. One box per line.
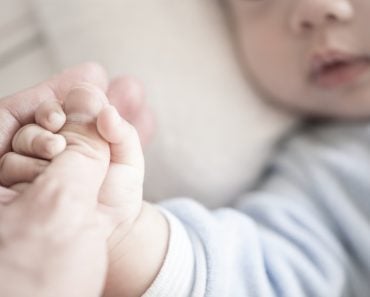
35, 100, 66, 133
10, 183, 29, 194
0, 152, 49, 187
0, 187, 17, 205
12, 124, 66, 160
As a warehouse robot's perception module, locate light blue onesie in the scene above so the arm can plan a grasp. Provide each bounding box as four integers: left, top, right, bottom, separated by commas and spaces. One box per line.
144, 122, 370, 297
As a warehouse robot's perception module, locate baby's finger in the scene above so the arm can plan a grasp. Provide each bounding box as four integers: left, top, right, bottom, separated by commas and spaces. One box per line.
0, 152, 49, 187
97, 105, 144, 169
97, 106, 144, 208
12, 124, 66, 160
35, 100, 66, 133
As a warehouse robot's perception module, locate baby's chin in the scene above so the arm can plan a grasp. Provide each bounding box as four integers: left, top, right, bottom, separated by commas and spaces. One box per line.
245, 68, 370, 120
261, 80, 370, 120
270, 96, 370, 121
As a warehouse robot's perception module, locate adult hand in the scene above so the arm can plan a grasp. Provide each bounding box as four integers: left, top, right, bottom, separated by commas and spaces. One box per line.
0, 84, 111, 297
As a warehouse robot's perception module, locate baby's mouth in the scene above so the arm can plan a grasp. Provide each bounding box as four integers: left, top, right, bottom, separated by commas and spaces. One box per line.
309, 52, 370, 89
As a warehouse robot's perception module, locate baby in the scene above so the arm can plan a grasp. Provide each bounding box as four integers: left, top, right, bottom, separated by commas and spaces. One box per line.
3, 0, 370, 296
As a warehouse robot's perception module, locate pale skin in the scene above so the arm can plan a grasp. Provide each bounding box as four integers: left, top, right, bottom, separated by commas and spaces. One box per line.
4, 85, 169, 297
0, 63, 123, 296
228, 0, 370, 119
0, 92, 110, 297
0, 63, 164, 297
3, 0, 370, 296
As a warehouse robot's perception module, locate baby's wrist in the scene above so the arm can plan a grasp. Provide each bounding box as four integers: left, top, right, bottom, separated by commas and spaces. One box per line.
104, 202, 169, 297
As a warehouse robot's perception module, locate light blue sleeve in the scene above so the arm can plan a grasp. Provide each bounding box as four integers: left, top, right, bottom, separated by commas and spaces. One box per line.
143, 123, 370, 297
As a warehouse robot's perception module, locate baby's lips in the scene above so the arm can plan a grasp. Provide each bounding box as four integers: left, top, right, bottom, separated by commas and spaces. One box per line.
309, 49, 360, 77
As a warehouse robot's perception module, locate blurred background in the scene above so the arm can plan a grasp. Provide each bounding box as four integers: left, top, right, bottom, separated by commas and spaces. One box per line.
0, 0, 294, 207
0, 0, 52, 96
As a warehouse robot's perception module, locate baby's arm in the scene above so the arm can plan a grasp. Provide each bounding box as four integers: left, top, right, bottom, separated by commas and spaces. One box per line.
146, 126, 370, 297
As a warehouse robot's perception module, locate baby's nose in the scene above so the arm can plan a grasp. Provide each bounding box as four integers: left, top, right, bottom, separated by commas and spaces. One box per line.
290, 0, 354, 34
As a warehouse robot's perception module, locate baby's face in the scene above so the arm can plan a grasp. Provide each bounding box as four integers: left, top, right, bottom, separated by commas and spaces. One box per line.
228, 0, 370, 119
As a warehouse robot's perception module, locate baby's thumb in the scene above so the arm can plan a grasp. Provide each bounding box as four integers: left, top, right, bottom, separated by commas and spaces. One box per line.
97, 106, 144, 209
97, 105, 144, 169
